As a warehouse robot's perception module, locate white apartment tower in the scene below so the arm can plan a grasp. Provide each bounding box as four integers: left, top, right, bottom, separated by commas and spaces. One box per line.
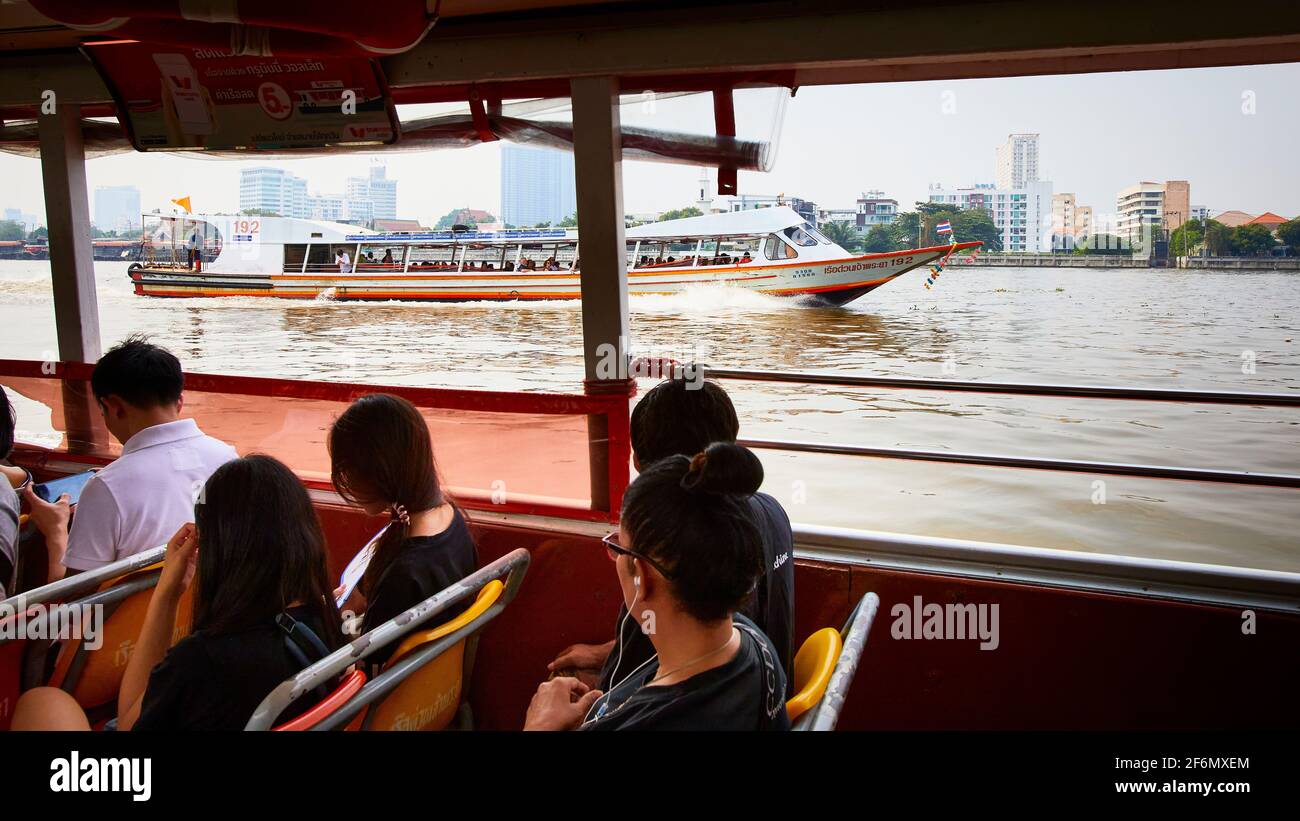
995, 133, 1040, 190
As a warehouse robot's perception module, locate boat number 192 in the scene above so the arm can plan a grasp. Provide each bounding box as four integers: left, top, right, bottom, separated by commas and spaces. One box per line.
233, 220, 261, 234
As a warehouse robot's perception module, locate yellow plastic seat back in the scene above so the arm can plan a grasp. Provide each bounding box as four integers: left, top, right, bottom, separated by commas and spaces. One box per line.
48, 561, 194, 710
786, 627, 843, 723
362, 580, 504, 731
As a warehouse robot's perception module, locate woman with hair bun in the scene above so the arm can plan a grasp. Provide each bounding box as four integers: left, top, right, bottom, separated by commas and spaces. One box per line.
524, 443, 789, 731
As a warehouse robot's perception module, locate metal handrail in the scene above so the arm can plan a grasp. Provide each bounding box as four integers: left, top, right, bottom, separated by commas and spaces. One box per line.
0, 545, 167, 630
244, 548, 530, 731
738, 437, 1300, 489
796, 591, 879, 732
703, 367, 1300, 407
793, 524, 1300, 612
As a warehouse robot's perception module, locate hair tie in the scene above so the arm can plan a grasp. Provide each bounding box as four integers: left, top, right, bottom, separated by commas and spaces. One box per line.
680, 451, 709, 492
389, 503, 411, 526
689, 452, 708, 474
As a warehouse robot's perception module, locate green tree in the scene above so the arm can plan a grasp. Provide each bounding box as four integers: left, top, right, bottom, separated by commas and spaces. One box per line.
1229, 224, 1277, 256
27, 226, 47, 242
657, 206, 703, 222
891, 212, 921, 249
862, 224, 896, 253
0, 220, 24, 242
1169, 219, 1206, 256
559, 213, 578, 228
950, 209, 1002, 252
819, 221, 861, 252
1275, 218, 1300, 256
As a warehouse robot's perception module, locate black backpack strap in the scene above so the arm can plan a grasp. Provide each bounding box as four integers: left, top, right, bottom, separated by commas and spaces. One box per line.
276, 611, 333, 703
736, 621, 785, 728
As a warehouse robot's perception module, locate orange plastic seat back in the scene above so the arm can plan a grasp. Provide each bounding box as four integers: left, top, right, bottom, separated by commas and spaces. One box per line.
47, 562, 195, 710
273, 669, 368, 731
363, 580, 503, 731
786, 627, 843, 722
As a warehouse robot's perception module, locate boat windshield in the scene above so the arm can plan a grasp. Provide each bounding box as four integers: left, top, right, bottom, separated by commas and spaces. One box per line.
783, 224, 820, 247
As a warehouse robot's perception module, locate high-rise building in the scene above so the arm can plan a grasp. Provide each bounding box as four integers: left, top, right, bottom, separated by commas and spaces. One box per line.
345, 163, 398, 221
995, 133, 1040, 190
240, 167, 309, 217
241, 165, 398, 224
93, 185, 142, 232
500, 145, 576, 227
929, 180, 1053, 252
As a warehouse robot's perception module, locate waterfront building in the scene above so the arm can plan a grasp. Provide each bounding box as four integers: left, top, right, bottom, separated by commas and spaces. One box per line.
929, 180, 1053, 252
715, 192, 819, 226
856, 191, 898, 230
500, 144, 577, 227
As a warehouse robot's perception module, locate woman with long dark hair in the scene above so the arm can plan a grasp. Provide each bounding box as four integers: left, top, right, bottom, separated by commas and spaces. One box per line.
524, 442, 790, 731
328, 393, 477, 665
12, 454, 344, 730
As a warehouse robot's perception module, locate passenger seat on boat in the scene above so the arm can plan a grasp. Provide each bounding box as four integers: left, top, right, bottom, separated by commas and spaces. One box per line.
785, 592, 879, 730
247, 549, 530, 731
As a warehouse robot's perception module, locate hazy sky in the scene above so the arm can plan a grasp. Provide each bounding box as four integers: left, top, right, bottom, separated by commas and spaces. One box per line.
1, 62, 1297, 224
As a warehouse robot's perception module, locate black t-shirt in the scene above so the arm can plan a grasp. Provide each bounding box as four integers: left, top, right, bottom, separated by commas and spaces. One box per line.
360, 507, 478, 667
581, 614, 789, 731
131, 605, 335, 731
597, 492, 796, 692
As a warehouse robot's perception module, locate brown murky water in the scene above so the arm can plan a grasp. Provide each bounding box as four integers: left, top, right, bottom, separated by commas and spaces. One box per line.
2, 260, 1297, 572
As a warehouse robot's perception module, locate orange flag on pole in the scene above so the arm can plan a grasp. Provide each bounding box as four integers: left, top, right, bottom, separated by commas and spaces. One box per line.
171, 196, 192, 213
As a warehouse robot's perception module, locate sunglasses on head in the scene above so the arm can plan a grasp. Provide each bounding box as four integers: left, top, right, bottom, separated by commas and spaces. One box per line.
601, 531, 676, 580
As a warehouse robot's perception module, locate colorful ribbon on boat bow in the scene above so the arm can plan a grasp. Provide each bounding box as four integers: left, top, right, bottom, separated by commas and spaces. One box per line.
923, 223, 960, 290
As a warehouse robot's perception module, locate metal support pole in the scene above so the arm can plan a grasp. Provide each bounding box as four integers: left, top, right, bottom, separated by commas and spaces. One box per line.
38, 104, 100, 363
571, 76, 632, 515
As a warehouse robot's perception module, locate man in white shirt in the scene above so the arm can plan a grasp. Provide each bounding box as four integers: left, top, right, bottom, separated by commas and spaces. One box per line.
22, 335, 237, 579
336, 248, 352, 273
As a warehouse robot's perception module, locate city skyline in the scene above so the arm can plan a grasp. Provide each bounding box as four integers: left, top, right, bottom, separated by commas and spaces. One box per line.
0, 63, 1296, 228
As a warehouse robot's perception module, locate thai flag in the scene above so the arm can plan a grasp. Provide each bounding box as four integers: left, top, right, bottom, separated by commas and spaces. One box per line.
936, 220, 953, 235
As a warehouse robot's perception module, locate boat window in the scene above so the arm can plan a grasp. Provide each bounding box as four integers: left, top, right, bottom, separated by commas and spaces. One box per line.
764, 233, 798, 260
305, 243, 333, 271
783, 225, 819, 247
283, 244, 308, 273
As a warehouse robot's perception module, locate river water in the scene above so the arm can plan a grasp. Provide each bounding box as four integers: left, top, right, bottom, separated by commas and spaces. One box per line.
2, 260, 1297, 573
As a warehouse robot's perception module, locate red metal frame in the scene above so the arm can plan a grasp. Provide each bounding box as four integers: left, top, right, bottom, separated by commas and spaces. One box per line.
0, 358, 633, 523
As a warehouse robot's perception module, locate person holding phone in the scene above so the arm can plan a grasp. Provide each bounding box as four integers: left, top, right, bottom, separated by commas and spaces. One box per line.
22, 335, 237, 582
11, 455, 345, 730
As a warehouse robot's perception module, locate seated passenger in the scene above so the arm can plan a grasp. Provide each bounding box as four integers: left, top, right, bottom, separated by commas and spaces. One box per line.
740, 251, 753, 263
11, 455, 345, 730
524, 443, 789, 730
548, 376, 795, 692
505, 261, 515, 271
381, 249, 394, 264
0, 387, 19, 599
328, 394, 477, 667
22, 335, 237, 581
